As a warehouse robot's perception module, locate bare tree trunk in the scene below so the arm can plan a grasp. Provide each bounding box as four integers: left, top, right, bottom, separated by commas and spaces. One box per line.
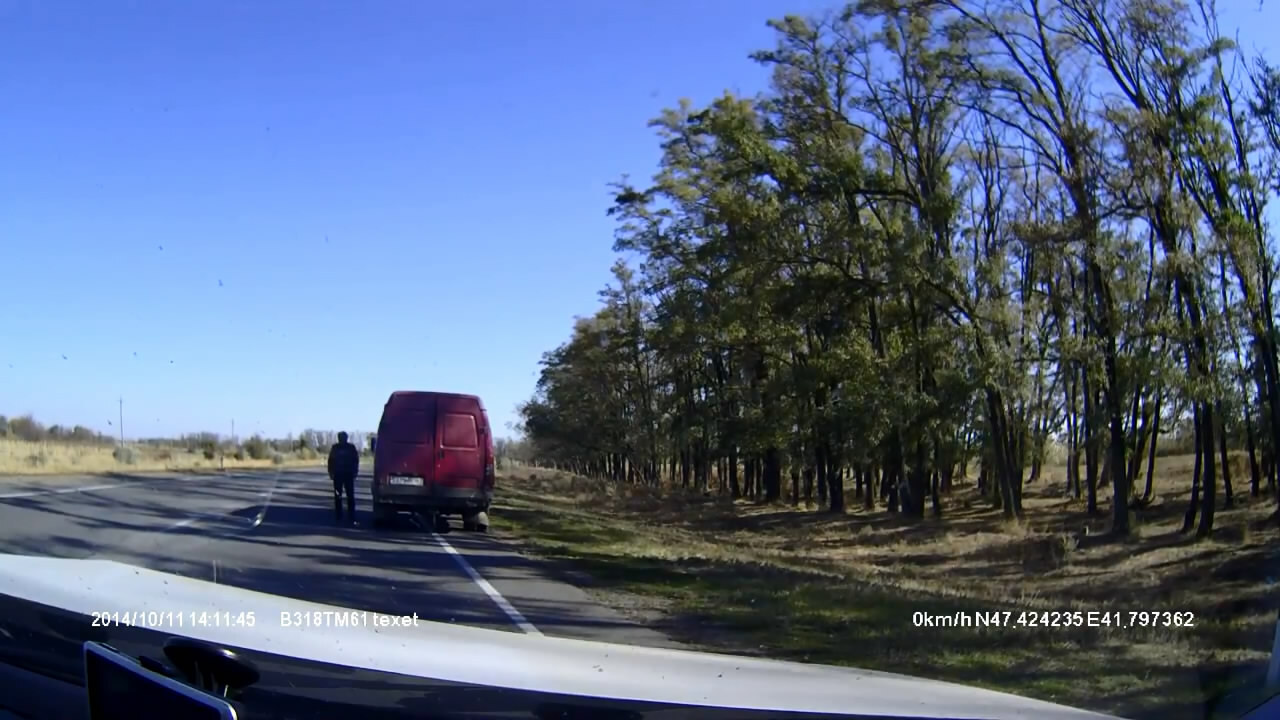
986, 389, 1024, 520
764, 448, 782, 503
1102, 339, 1130, 534
811, 442, 824, 506
828, 454, 845, 513
1217, 404, 1234, 509
1128, 391, 1154, 494
1197, 401, 1219, 539
1184, 405, 1204, 533
863, 463, 874, 510
1142, 391, 1162, 504
1083, 367, 1099, 515
884, 440, 902, 513
931, 469, 942, 517
906, 437, 928, 518
790, 464, 801, 506
729, 446, 740, 498
1245, 412, 1261, 498
817, 449, 828, 505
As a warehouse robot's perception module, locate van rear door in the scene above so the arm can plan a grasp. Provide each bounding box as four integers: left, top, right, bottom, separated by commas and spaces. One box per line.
435, 396, 484, 490
377, 394, 437, 487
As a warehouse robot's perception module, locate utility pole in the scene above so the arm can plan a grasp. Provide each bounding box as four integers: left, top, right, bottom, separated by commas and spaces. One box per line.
118, 397, 124, 446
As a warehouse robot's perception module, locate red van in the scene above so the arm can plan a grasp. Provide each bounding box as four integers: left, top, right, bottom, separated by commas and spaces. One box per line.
371, 391, 495, 532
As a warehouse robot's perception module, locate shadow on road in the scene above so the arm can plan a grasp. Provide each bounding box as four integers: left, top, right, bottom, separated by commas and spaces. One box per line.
205, 502, 655, 640
1, 473, 675, 648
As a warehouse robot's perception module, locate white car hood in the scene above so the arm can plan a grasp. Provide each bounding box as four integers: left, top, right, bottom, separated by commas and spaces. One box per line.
0, 553, 1122, 719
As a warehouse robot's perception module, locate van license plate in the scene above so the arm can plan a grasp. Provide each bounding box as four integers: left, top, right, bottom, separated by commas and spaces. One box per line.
387, 476, 423, 486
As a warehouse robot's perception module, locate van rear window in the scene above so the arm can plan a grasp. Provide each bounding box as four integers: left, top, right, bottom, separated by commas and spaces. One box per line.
380, 409, 433, 443
441, 413, 478, 449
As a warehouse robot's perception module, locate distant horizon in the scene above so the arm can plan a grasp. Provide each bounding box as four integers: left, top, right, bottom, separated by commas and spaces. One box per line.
0, 409, 526, 444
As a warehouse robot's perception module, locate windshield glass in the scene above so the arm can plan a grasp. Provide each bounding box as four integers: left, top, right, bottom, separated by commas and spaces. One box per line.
2, 2, 1278, 719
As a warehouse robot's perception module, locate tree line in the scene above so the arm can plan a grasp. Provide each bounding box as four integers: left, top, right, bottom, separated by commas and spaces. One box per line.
1, 414, 373, 458
519, 0, 1280, 538
166, 429, 374, 458
0, 415, 113, 445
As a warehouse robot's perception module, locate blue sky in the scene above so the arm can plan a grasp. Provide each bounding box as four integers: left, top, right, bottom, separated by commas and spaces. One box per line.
0, 1, 1274, 442
0, 0, 831, 440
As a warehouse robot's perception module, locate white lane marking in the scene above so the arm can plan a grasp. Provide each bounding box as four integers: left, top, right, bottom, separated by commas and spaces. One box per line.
249, 472, 282, 529
167, 517, 198, 531
260, 485, 322, 498
0, 469, 317, 507
430, 532, 542, 636
0, 471, 259, 500
133, 471, 309, 535
0, 482, 128, 499
159, 470, 299, 533
135, 479, 325, 536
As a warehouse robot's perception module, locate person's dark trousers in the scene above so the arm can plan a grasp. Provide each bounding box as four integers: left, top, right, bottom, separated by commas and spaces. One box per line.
332, 475, 356, 523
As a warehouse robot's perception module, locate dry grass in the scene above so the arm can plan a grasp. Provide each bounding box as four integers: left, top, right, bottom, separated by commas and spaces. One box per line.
0, 437, 325, 477
493, 455, 1279, 720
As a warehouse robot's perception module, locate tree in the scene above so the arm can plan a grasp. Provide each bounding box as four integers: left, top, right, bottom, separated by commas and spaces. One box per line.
519, 0, 1279, 538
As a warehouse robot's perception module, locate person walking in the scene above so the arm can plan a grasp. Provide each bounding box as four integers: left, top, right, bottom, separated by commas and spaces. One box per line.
327, 431, 360, 526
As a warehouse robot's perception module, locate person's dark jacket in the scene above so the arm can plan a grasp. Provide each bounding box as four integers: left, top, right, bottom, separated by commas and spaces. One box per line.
327, 441, 360, 480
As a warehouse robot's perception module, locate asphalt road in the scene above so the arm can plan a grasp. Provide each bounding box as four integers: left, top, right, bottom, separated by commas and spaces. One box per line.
0, 467, 676, 648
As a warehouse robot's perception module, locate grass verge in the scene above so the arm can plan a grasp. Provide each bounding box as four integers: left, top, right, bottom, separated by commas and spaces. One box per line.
492, 459, 1278, 720
0, 437, 329, 477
